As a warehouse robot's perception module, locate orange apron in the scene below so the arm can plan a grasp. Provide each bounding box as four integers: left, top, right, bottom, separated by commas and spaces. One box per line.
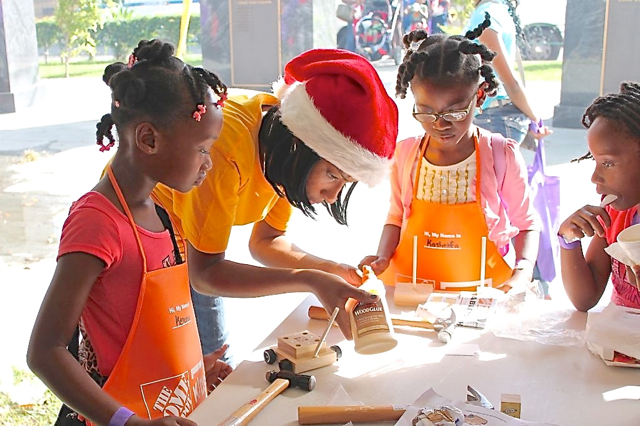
379, 134, 512, 291
88, 168, 207, 423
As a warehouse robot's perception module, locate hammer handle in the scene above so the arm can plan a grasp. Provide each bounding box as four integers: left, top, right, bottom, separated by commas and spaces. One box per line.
219, 378, 289, 426
308, 306, 435, 330
298, 405, 406, 424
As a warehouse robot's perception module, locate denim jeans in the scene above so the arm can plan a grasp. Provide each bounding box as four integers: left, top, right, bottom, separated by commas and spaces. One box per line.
190, 286, 232, 365
474, 102, 530, 144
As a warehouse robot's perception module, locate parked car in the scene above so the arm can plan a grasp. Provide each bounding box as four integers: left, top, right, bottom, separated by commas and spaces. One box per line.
518, 0, 566, 61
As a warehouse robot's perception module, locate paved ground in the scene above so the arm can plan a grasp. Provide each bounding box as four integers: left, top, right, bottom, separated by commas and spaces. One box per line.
0, 59, 603, 400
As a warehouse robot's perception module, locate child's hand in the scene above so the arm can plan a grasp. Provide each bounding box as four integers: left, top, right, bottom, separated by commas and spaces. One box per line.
358, 255, 390, 276
127, 415, 198, 425
558, 204, 611, 241
204, 344, 233, 393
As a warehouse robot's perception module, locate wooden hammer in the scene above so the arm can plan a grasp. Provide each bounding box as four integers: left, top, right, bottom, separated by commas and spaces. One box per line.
219, 370, 316, 426
298, 405, 407, 424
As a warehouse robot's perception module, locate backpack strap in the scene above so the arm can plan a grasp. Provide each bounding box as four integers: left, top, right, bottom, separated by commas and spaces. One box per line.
491, 132, 507, 196
155, 204, 184, 265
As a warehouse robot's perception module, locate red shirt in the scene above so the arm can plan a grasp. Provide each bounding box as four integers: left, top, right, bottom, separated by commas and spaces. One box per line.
604, 205, 640, 308
58, 192, 177, 376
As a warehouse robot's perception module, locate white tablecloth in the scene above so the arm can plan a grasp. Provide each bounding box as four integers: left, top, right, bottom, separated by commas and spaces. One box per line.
189, 292, 640, 426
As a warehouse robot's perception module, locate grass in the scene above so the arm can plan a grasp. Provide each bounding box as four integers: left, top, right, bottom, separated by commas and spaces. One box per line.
39, 53, 204, 79
518, 60, 563, 82
0, 368, 61, 426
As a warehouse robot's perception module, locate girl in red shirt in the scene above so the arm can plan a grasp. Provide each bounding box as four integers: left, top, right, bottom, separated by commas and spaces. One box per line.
28, 40, 231, 426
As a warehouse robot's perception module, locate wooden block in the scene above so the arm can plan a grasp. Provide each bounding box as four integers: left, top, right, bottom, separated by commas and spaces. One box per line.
393, 282, 434, 307
277, 331, 324, 359
500, 394, 521, 419
274, 347, 337, 374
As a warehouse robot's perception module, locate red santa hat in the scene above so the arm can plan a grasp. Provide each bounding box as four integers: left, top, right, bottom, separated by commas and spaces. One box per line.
272, 49, 398, 187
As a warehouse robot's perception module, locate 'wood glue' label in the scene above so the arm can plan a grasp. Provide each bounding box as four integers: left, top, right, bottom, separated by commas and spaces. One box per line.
353, 299, 391, 337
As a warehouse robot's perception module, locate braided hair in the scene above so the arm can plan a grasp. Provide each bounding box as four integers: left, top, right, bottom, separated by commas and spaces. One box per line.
574, 82, 640, 162
396, 13, 499, 99
503, 0, 525, 45
96, 39, 227, 151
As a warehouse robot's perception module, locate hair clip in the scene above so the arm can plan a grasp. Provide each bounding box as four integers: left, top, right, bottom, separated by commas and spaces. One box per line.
127, 53, 138, 69
113, 100, 120, 108
192, 104, 207, 121
215, 92, 228, 108
96, 139, 115, 152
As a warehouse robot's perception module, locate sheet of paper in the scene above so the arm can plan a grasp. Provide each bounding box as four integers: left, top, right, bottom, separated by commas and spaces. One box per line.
394, 388, 556, 426
417, 291, 500, 329
587, 304, 640, 361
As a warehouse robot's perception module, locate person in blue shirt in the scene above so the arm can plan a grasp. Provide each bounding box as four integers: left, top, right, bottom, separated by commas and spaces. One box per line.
464, 0, 550, 144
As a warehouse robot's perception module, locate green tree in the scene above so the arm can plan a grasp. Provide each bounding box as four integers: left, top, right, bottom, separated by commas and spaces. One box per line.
35, 18, 59, 64
54, 0, 105, 77
449, 0, 477, 29
95, 3, 138, 60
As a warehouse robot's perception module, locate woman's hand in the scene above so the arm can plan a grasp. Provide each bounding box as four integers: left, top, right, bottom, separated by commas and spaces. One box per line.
358, 255, 390, 276
558, 205, 611, 241
203, 344, 233, 393
304, 270, 378, 340
531, 124, 552, 140
126, 415, 197, 425
331, 263, 363, 286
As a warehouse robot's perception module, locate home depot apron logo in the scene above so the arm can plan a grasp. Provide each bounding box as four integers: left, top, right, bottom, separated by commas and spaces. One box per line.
141, 371, 197, 418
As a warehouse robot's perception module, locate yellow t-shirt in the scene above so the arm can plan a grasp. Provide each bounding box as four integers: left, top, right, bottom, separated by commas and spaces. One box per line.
153, 93, 293, 254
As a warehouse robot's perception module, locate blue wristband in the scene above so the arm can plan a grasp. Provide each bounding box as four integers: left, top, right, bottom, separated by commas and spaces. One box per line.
108, 407, 135, 426
558, 234, 581, 250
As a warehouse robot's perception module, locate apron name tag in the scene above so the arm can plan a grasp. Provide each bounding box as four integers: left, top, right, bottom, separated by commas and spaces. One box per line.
425, 238, 461, 250
440, 278, 493, 289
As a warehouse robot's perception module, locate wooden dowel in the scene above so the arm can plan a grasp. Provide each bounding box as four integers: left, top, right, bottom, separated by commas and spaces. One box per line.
298, 405, 406, 424
313, 307, 339, 358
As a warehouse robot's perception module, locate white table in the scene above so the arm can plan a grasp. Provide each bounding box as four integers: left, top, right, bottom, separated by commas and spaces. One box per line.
189, 291, 640, 426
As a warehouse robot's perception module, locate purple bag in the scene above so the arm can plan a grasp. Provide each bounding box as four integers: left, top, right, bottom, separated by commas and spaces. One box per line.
527, 121, 561, 282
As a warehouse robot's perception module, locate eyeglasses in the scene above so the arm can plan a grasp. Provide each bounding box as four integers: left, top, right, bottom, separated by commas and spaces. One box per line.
412, 96, 476, 123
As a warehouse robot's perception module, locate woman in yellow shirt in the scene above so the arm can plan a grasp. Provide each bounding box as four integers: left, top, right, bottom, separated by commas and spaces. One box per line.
153, 49, 399, 357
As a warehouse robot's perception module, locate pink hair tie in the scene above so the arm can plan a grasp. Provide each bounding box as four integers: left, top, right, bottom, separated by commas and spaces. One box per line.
97, 139, 115, 152
215, 92, 228, 108
127, 54, 137, 69
192, 104, 207, 121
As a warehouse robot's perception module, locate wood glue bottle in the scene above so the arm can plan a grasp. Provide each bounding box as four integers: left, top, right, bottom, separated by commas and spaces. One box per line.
346, 266, 398, 355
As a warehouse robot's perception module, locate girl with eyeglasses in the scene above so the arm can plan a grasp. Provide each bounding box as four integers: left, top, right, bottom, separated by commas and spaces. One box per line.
359, 23, 540, 293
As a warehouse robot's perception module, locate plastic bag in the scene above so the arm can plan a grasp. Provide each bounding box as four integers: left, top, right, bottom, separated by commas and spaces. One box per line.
487, 299, 585, 346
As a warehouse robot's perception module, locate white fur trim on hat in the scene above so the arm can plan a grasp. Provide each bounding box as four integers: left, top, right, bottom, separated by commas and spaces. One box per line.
275, 80, 392, 187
